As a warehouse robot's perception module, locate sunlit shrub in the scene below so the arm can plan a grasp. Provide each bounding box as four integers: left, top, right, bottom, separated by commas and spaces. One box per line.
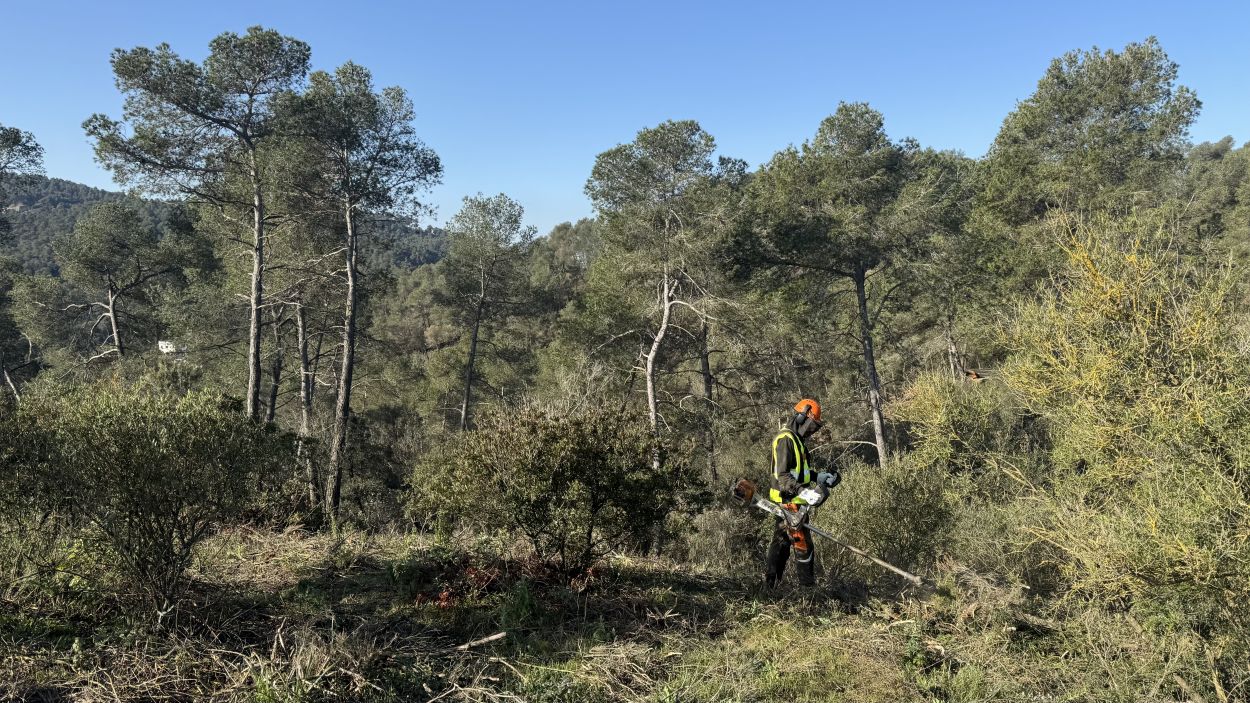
815, 455, 955, 587
1001, 218, 1250, 689
410, 407, 691, 574
889, 371, 1062, 590
0, 382, 293, 615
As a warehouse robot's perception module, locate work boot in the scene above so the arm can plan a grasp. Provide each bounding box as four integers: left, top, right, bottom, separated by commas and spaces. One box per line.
794, 549, 816, 586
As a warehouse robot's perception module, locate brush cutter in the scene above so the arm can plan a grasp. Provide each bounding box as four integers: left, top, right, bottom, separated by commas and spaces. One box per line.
732, 478, 923, 586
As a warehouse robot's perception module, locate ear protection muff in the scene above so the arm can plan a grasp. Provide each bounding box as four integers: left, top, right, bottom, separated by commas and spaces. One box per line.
797, 415, 822, 438
794, 402, 813, 428
791, 399, 823, 437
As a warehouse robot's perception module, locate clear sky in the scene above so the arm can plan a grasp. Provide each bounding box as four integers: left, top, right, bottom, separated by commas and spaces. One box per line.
3, 1, 1249, 234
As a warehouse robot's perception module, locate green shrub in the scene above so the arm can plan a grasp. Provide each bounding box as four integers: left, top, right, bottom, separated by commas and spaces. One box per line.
336, 407, 424, 530
410, 407, 691, 574
815, 454, 955, 587
1000, 220, 1250, 693
890, 370, 1043, 483
1, 382, 293, 615
889, 371, 1063, 590
668, 506, 766, 573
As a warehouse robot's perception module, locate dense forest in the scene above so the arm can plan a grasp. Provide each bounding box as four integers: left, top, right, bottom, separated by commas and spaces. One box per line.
2, 28, 1250, 702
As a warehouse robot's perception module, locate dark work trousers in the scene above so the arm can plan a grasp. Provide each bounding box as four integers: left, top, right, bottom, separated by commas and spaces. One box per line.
765, 517, 815, 587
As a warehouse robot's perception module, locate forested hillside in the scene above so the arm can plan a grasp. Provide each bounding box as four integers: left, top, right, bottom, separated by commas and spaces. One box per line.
2, 175, 447, 276
3, 29, 1250, 702
3, 177, 138, 273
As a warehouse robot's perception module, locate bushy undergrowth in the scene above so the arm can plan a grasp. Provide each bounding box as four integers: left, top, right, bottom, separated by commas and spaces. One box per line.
0, 380, 294, 615
814, 454, 955, 590
410, 407, 696, 574
878, 220, 1250, 700
1002, 223, 1250, 694
889, 372, 1064, 591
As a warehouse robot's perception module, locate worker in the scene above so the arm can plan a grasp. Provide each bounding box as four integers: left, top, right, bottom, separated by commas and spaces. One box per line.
765, 398, 840, 587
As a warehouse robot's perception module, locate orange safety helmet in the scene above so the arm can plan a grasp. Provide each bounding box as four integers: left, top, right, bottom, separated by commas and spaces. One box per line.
794, 398, 821, 422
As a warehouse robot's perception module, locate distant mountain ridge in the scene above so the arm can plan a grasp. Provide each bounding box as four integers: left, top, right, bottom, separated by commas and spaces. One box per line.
3, 176, 132, 274
2, 176, 446, 275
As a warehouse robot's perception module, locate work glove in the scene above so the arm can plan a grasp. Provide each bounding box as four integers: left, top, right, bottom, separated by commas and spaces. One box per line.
796, 480, 830, 509
817, 470, 841, 490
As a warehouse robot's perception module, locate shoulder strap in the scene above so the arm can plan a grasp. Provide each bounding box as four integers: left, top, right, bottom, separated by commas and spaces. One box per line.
772, 430, 804, 475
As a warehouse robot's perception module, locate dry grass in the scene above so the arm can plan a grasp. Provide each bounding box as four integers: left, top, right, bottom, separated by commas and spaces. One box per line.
1, 527, 1218, 702
3, 527, 478, 701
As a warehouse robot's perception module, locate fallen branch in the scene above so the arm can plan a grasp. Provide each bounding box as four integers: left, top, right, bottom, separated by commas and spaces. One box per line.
454, 631, 507, 651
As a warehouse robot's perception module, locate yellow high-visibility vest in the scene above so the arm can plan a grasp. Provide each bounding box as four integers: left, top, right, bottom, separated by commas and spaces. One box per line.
769, 429, 813, 503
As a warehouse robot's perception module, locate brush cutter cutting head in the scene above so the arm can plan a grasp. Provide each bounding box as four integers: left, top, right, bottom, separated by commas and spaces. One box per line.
732, 478, 756, 505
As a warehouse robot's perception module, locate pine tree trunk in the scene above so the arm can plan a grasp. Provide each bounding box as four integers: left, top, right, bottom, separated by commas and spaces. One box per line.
459, 304, 483, 431
327, 200, 359, 531
854, 266, 888, 466
245, 157, 266, 422
698, 321, 717, 482
459, 260, 490, 432
106, 288, 124, 358
945, 314, 961, 380
265, 313, 284, 425
295, 302, 319, 511
265, 358, 281, 424
645, 273, 675, 469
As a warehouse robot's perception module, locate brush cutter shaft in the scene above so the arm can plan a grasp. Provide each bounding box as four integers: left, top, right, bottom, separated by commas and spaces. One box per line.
749, 495, 923, 586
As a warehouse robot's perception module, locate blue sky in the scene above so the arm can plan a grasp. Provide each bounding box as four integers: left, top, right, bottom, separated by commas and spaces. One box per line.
3, 1, 1249, 234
